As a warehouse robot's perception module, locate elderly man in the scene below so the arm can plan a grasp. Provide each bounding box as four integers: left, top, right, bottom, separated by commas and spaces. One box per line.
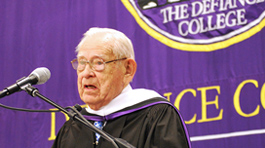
52, 27, 191, 148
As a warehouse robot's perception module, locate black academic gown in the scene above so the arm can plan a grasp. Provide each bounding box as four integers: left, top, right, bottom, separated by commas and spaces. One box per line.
52, 97, 191, 148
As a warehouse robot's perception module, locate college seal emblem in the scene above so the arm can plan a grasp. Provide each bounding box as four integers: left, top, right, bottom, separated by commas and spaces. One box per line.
122, 0, 265, 51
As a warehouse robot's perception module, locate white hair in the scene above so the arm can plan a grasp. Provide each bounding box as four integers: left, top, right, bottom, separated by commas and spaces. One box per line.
76, 27, 135, 60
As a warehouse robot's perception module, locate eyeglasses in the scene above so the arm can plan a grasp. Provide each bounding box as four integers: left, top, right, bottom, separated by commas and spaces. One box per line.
71, 57, 127, 71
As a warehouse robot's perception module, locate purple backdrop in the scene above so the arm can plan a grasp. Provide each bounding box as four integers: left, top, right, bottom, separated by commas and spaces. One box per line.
0, 0, 265, 147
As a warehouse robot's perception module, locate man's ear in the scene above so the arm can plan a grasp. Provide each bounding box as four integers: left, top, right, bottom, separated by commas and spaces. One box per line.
124, 58, 137, 83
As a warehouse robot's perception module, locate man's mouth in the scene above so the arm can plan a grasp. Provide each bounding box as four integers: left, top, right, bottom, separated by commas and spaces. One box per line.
85, 85, 97, 89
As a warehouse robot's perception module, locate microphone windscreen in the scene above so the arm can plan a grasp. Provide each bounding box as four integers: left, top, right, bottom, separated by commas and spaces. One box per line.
30, 67, 51, 85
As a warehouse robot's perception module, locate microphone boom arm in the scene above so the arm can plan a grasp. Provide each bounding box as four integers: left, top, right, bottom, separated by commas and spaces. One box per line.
24, 86, 135, 148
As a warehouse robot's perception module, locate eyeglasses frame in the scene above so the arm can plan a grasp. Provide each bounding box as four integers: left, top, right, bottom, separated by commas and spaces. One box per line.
71, 57, 127, 71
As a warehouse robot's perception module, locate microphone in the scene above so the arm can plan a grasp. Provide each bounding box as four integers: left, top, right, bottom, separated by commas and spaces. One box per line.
0, 67, 51, 98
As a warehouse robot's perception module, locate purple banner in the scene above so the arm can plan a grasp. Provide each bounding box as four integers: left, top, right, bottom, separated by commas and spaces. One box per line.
0, 0, 265, 147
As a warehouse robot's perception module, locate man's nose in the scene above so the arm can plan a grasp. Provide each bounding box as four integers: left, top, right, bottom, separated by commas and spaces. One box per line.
81, 63, 95, 78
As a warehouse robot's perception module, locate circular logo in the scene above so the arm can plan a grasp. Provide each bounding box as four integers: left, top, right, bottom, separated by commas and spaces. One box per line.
122, 0, 265, 52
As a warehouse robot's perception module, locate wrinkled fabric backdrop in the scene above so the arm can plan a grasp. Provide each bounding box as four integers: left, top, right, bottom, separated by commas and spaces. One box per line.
0, 0, 265, 148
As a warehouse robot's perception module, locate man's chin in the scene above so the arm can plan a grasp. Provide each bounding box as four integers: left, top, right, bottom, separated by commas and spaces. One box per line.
81, 96, 99, 105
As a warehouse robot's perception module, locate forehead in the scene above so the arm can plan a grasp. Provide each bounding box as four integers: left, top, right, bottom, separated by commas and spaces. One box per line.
77, 34, 114, 59
77, 48, 112, 59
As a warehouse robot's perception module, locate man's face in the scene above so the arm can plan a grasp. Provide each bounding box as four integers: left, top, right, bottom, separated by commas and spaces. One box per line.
76, 34, 126, 110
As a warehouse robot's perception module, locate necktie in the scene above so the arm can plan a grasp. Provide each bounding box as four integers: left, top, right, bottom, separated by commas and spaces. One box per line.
94, 121, 103, 145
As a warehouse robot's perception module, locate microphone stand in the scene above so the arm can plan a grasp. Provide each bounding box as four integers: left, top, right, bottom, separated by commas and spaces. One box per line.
24, 85, 135, 148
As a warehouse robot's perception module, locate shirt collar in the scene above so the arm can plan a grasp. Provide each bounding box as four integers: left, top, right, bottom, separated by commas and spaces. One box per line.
85, 84, 163, 116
